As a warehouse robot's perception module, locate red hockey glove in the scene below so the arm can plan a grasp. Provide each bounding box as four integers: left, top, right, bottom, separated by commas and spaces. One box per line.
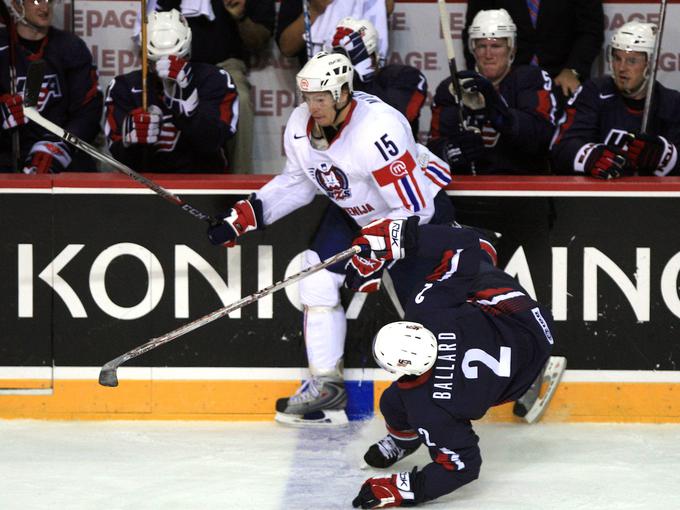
582, 144, 626, 179
344, 255, 385, 293
156, 55, 198, 117
352, 469, 419, 509
122, 105, 162, 146
23, 141, 72, 174
207, 198, 263, 248
353, 217, 419, 262
626, 133, 672, 175
0, 93, 26, 129
155, 55, 193, 89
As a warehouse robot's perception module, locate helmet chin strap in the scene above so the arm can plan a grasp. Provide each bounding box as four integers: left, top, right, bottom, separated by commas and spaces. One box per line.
7, 2, 44, 32
309, 93, 352, 151
619, 70, 650, 99
332, 94, 352, 126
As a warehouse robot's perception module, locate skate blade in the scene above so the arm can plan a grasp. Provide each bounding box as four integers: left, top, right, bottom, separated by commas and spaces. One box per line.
275, 409, 349, 428
523, 356, 567, 424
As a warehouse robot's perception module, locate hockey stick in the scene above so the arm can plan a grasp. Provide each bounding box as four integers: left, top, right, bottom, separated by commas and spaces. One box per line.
140, 0, 148, 112
0, 0, 20, 171
641, 0, 667, 133
381, 269, 405, 319
437, 0, 465, 127
22, 61, 219, 225
437, 0, 478, 174
98, 244, 362, 387
301, 0, 313, 60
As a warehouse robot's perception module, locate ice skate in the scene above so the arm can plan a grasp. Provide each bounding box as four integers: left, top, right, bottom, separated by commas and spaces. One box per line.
275, 376, 348, 427
363, 434, 420, 469
513, 356, 567, 423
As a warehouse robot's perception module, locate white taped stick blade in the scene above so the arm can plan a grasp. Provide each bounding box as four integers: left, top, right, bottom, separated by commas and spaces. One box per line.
514, 356, 567, 424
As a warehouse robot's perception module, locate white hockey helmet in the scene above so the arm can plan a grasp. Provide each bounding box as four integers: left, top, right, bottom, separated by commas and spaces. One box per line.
296, 51, 354, 102
608, 22, 657, 95
610, 21, 657, 59
334, 17, 380, 58
372, 322, 438, 376
468, 8, 517, 52
147, 9, 192, 61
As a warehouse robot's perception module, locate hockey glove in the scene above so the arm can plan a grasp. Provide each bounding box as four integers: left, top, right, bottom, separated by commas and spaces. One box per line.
352, 469, 420, 508
457, 70, 512, 132
344, 255, 385, 293
353, 216, 419, 262
626, 133, 674, 175
156, 55, 198, 117
0, 93, 26, 129
155, 55, 193, 89
332, 27, 375, 83
445, 129, 485, 170
207, 197, 263, 248
451, 80, 485, 111
122, 105, 162, 146
23, 141, 72, 174
582, 144, 626, 179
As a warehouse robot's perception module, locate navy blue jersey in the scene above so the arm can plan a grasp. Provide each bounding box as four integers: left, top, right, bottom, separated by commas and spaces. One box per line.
104, 64, 238, 173
551, 76, 680, 176
428, 65, 556, 174
356, 64, 427, 138
0, 27, 102, 171
379, 224, 554, 502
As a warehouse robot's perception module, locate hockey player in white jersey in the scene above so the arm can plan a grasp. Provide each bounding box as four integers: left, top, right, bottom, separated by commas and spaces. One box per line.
207, 51, 454, 426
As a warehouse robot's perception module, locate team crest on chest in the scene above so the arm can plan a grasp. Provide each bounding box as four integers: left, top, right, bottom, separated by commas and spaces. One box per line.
314, 163, 351, 200
17, 74, 62, 112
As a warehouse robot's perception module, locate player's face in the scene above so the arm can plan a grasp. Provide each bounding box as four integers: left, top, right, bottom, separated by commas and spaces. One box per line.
21, 0, 54, 28
473, 38, 512, 82
611, 49, 648, 96
302, 91, 343, 127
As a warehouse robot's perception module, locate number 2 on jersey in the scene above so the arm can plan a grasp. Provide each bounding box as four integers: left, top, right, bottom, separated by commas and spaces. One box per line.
374, 133, 399, 161
462, 347, 511, 379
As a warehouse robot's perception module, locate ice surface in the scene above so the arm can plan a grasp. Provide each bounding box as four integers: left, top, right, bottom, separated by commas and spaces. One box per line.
1, 419, 679, 509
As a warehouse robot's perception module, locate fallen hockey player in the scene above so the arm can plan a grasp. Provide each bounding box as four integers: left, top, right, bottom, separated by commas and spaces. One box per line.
349, 219, 565, 508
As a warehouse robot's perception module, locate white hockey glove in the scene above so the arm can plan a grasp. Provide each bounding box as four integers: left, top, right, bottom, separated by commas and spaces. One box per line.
450, 79, 485, 111
353, 217, 420, 261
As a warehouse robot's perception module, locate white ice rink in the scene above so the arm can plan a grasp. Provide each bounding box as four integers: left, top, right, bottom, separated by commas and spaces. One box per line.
1, 418, 679, 510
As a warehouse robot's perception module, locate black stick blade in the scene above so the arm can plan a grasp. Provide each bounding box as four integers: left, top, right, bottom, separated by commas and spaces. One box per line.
24, 60, 46, 107
98, 368, 119, 387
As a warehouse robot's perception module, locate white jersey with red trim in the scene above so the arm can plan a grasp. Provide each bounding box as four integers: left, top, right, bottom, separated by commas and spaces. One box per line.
256, 91, 451, 227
